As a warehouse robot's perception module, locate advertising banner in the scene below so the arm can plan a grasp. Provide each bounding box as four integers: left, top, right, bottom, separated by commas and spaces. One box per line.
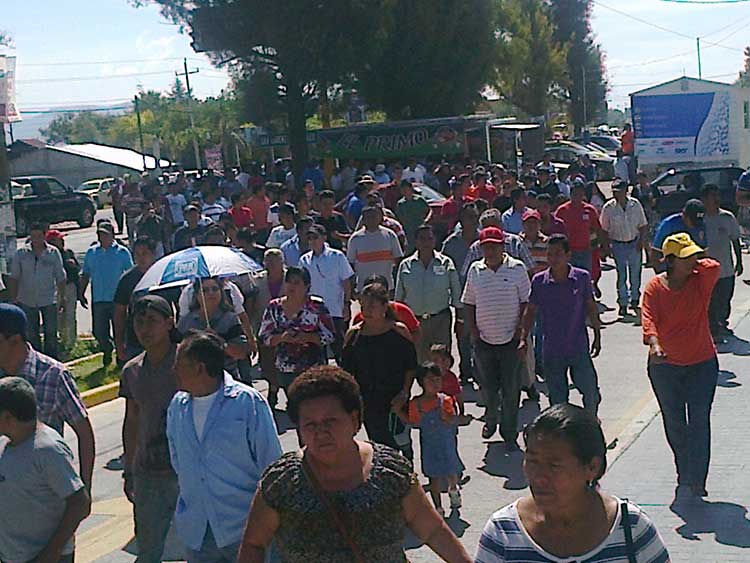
316, 122, 466, 159
204, 146, 224, 172
632, 92, 731, 161
0, 55, 21, 124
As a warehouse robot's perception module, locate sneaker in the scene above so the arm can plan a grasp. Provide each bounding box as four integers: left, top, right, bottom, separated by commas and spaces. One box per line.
449, 487, 462, 509
618, 305, 628, 317
482, 424, 496, 440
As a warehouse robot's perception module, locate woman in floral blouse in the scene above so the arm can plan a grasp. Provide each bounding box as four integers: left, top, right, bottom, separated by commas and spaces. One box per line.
259, 266, 335, 395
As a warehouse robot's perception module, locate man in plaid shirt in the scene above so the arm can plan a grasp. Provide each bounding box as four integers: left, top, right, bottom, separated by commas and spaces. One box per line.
0, 304, 95, 489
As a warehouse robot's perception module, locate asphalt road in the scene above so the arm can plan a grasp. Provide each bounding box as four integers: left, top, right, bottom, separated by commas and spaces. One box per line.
59, 251, 750, 563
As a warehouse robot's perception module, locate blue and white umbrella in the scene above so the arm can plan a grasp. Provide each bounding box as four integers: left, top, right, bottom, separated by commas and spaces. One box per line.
134, 246, 262, 293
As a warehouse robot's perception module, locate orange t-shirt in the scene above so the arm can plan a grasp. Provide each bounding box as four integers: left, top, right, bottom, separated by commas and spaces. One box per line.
406, 394, 457, 425
621, 130, 635, 155
641, 259, 720, 366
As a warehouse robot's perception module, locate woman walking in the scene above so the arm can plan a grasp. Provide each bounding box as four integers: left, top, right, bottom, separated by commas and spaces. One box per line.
238, 365, 472, 563
475, 404, 669, 562
258, 267, 335, 395
642, 233, 720, 497
342, 282, 418, 452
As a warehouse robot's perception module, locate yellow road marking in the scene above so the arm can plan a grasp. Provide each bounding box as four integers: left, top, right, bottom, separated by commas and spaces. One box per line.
77, 497, 134, 562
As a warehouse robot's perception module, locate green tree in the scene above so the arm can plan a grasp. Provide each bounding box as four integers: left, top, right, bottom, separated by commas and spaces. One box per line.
357, 0, 496, 120
493, 0, 567, 117
137, 0, 394, 183
549, 0, 608, 131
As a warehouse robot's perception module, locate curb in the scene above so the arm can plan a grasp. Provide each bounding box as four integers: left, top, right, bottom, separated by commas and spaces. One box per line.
65, 352, 102, 368
81, 381, 120, 409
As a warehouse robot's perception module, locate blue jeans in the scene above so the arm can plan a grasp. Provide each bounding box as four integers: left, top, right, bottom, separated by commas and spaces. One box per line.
648, 357, 718, 488
612, 240, 642, 307
20, 303, 59, 359
186, 526, 241, 563
92, 302, 115, 355
571, 250, 593, 274
133, 473, 179, 563
544, 352, 601, 415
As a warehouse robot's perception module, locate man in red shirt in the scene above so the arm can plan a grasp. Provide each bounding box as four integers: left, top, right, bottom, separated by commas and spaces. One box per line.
228, 192, 254, 229
621, 123, 635, 156
554, 179, 609, 274
466, 171, 498, 203
378, 164, 403, 212
440, 174, 471, 229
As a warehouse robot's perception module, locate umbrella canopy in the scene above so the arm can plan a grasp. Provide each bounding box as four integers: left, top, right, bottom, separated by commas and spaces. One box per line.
134, 246, 262, 293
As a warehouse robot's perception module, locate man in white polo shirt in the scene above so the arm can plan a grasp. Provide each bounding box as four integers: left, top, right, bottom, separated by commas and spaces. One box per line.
462, 226, 530, 446
299, 224, 354, 364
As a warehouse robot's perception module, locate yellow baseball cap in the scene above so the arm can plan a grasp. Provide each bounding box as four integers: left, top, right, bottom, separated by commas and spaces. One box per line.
662, 232, 703, 259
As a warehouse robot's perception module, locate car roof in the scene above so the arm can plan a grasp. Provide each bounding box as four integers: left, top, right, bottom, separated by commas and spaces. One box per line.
11, 175, 64, 182
653, 166, 744, 183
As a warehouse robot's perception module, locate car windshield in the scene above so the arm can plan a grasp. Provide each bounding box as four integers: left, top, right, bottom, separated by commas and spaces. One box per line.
413, 184, 445, 203
591, 137, 621, 150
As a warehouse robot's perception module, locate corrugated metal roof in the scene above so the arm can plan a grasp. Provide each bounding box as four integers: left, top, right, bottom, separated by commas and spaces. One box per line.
50, 143, 171, 171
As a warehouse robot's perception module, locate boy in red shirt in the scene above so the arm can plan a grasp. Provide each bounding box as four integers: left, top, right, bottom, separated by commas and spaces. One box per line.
430, 344, 468, 422
228, 192, 254, 229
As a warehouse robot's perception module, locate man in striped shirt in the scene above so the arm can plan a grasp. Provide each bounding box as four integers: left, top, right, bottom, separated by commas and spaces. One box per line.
462, 227, 530, 445
347, 206, 404, 292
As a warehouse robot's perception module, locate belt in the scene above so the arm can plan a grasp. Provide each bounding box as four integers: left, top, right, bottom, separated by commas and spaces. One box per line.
419, 308, 450, 321
612, 238, 638, 244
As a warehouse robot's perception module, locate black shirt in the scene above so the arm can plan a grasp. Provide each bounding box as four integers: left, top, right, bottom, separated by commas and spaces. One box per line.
173, 224, 207, 251
315, 212, 349, 250
114, 267, 145, 349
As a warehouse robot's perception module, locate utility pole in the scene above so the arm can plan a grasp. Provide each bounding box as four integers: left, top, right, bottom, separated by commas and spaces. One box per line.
581, 65, 588, 132
697, 37, 703, 80
134, 94, 147, 170
177, 58, 202, 170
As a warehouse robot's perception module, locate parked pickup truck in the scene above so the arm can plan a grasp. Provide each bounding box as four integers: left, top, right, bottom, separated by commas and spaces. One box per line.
11, 176, 97, 236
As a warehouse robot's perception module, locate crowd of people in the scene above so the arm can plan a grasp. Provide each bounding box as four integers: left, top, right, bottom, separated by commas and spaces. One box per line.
4, 149, 747, 562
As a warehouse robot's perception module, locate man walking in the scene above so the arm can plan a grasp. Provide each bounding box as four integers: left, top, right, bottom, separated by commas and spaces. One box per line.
8, 222, 66, 359
520, 235, 603, 415
0, 377, 91, 563
299, 225, 354, 364
45, 231, 82, 357
555, 179, 608, 275
167, 331, 282, 563
0, 304, 96, 490
441, 203, 479, 384
651, 199, 707, 266
702, 184, 743, 340
121, 296, 179, 563
396, 224, 462, 363
396, 179, 431, 251
173, 204, 209, 251
115, 237, 158, 365
600, 179, 648, 316
462, 227, 530, 445
81, 222, 134, 368
347, 206, 403, 292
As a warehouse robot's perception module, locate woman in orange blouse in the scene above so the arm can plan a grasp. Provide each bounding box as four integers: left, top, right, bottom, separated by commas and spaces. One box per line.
641, 233, 720, 497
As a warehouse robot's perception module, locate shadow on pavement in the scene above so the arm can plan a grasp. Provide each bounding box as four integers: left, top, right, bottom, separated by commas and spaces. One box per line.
717, 370, 741, 389
122, 521, 186, 560
479, 442, 527, 490
670, 498, 750, 548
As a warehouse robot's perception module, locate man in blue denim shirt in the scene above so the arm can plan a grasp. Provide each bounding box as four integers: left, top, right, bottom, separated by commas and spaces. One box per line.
167, 331, 282, 563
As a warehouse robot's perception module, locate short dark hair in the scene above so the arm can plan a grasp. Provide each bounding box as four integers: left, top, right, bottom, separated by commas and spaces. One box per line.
279, 203, 296, 217
296, 216, 314, 229
363, 274, 389, 287
535, 193, 552, 204
29, 222, 45, 233
414, 224, 434, 238
231, 192, 244, 204
285, 266, 311, 287
320, 190, 336, 201
287, 365, 363, 428
133, 237, 157, 253
429, 343, 454, 367
548, 233, 571, 253
701, 183, 720, 198
416, 362, 443, 386
510, 188, 525, 204
178, 330, 226, 379
0, 377, 37, 422
523, 403, 608, 486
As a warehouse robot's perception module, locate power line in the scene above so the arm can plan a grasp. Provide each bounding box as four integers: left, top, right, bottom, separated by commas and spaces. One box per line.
22, 56, 204, 67
16, 67, 226, 84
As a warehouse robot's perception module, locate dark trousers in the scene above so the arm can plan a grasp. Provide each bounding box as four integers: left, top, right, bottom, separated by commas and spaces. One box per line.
473, 338, 521, 441
708, 275, 735, 334
648, 357, 718, 488
332, 317, 346, 365
544, 352, 602, 415
113, 207, 125, 233
92, 302, 115, 355
457, 321, 474, 382
133, 474, 179, 563
20, 303, 58, 359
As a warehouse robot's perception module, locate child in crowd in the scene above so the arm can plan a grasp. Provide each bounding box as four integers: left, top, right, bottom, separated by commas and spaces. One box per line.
429, 344, 468, 422
398, 362, 464, 517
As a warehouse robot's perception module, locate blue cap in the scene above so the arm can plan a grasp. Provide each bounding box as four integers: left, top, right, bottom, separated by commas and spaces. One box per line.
0, 304, 28, 338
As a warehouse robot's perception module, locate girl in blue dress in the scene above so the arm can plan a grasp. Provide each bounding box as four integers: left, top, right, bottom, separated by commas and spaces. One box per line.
397, 362, 465, 517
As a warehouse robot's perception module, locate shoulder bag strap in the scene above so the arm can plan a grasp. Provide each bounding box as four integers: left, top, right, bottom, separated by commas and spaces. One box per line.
621, 500, 637, 563
301, 455, 366, 563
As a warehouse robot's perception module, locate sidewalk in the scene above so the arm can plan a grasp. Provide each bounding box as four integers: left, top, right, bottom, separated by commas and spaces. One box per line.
603, 304, 750, 563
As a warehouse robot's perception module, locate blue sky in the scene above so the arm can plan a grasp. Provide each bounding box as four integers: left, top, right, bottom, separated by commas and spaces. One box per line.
1, 0, 749, 114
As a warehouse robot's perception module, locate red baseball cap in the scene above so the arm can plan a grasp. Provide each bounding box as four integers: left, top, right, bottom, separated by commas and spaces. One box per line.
45, 230, 65, 242
479, 226, 505, 245
522, 209, 541, 222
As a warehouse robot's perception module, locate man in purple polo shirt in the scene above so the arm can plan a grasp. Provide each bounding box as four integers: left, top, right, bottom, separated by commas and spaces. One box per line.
520, 234, 602, 415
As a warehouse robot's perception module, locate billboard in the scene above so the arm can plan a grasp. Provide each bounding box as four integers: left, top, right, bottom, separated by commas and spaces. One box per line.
0, 55, 21, 124
632, 92, 731, 161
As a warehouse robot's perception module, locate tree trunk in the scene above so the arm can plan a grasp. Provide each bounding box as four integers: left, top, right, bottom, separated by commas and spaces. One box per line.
319, 81, 332, 129
285, 74, 308, 191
